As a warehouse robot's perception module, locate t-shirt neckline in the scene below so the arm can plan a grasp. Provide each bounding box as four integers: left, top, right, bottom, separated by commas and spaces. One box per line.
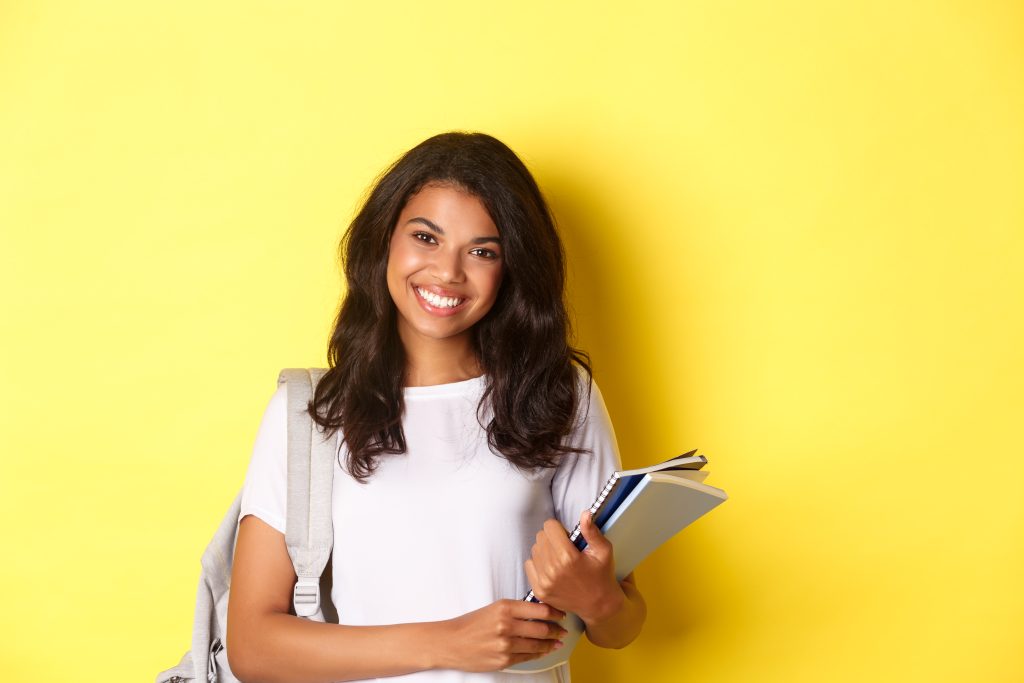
403, 373, 486, 398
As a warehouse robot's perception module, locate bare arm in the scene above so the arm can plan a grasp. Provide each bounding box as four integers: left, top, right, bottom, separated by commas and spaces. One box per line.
227, 515, 566, 683
576, 570, 647, 649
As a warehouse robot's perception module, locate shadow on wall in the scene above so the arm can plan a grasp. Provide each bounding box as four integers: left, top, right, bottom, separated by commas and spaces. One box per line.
539, 158, 695, 463
539, 160, 733, 679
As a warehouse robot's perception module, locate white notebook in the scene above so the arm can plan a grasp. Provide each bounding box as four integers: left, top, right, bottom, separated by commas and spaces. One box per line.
505, 458, 728, 673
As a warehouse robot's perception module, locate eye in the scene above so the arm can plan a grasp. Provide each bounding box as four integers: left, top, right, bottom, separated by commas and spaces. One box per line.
411, 231, 438, 245
470, 247, 499, 260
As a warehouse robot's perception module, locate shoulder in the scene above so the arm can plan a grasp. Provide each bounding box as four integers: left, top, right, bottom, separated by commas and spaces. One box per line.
254, 380, 289, 445
569, 362, 609, 430
268, 377, 289, 413
238, 381, 290, 534
554, 363, 619, 461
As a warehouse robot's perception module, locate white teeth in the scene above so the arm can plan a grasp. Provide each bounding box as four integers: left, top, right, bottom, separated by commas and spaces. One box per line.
416, 287, 464, 309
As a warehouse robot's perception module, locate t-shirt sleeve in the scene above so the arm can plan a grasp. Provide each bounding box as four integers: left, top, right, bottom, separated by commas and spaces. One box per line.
239, 381, 288, 535
550, 374, 624, 533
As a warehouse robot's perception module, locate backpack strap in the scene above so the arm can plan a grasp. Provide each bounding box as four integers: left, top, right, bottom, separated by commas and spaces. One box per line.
277, 367, 334, 619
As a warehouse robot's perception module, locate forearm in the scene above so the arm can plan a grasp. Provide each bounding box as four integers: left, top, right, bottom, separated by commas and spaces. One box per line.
581, 578, 647, 649
230, 612, 448, 683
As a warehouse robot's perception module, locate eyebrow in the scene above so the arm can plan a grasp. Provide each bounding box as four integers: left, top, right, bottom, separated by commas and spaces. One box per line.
407, 217, 501, 245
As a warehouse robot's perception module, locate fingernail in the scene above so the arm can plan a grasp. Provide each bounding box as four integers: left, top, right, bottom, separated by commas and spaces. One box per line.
554, 641, 564, 649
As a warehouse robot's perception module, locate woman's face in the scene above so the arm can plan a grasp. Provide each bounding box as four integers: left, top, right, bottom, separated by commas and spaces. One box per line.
386, 183, 504, 353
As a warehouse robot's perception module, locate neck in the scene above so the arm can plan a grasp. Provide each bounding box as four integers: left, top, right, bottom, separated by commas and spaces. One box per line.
399, 328, 483, 387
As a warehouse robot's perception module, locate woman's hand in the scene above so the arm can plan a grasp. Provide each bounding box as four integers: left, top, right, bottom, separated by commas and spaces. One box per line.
523, 510, 625, 624
437, 599, 567, 672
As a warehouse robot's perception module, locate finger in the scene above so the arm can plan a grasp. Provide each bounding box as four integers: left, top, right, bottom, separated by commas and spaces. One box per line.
505, 645, 561, 667
534, 533, 566, 581
542, 519, 577, 555
507, 636, 564, 655
525, 555, 560, 606
524, 558, 541, 595
530, 530, 551, 567
512, 598, 566, 622
578, 509, 611, 555
511, 618, 567, 640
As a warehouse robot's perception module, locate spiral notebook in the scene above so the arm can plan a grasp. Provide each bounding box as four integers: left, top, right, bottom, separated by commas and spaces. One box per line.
504, 450, 728, 674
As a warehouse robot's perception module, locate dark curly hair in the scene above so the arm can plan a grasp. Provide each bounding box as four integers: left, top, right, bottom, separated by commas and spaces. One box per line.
310, 131, 592, 482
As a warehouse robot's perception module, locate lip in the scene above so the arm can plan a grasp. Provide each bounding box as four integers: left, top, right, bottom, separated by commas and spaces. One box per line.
412, 285, 468, 317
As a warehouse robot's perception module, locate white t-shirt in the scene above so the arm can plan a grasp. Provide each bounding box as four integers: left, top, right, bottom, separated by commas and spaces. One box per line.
239, 372, 623, 682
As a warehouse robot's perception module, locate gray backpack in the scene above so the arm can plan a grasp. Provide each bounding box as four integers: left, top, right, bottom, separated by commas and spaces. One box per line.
157, 368, 338, 683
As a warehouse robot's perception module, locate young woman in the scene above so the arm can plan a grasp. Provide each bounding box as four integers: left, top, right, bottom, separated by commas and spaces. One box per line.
226, 132, 647, 682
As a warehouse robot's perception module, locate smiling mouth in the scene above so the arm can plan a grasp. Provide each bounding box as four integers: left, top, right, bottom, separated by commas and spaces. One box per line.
415, 286, 466, 310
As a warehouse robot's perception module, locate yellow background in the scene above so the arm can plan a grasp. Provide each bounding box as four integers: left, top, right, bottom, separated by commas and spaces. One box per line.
1, 1, 1021, 681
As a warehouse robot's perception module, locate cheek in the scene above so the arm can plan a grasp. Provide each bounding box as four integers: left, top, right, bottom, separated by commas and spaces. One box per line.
487, 266, 504, 299
386, 242, 421, 283
385, 245, 411, 303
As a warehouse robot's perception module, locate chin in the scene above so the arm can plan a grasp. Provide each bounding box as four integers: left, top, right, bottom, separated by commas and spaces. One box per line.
414, 324, 473, 341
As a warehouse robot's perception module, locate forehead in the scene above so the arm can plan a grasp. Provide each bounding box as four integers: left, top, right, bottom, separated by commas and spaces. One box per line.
397, 183, 498, 234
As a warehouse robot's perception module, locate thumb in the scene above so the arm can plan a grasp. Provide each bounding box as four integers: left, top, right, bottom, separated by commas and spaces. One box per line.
579, 509, 611, 557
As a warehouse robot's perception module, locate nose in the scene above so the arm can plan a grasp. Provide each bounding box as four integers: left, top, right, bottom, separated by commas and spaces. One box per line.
431, 245, 465, 284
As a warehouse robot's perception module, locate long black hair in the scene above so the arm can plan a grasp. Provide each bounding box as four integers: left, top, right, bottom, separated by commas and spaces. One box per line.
310, 131, 592, 482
